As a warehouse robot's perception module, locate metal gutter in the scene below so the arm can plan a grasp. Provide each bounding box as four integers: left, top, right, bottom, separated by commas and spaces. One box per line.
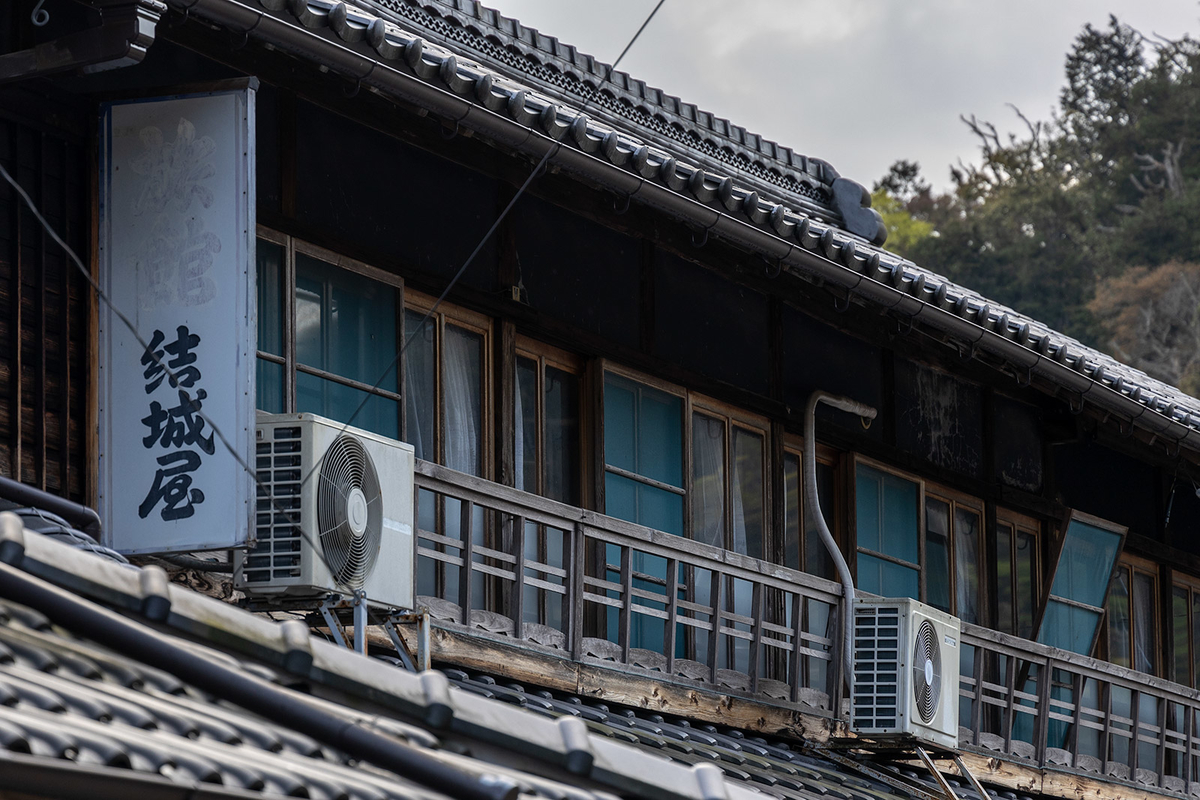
169, 0, 1200, 457
0, 0, 165, 84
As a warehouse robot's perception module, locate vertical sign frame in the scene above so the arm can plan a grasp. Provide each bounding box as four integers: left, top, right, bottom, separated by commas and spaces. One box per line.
98, 82, 256, 554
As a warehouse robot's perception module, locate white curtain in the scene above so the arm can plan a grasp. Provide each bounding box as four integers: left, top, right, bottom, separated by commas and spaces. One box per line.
443, 325, 481, 476
691, 414, 725, 549
729, 440, 748, 556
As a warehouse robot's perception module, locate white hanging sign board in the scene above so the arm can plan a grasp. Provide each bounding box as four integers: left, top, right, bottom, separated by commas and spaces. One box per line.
98, 85, 256, 554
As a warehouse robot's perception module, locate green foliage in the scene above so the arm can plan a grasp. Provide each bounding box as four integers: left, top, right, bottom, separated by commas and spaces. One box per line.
870, 188, 933, 257
875, 16, 1200, 360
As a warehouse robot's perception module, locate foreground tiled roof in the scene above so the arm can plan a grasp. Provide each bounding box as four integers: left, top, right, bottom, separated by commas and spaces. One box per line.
2, 514, 1018, 800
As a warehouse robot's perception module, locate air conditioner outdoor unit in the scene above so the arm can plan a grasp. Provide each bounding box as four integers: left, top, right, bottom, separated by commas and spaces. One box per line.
234, 413, 416, 611
851, 597, 961, 751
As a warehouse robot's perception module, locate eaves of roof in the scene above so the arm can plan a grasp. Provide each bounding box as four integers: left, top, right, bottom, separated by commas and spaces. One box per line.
158, 0, 1200, 456
356, 0, 844, 213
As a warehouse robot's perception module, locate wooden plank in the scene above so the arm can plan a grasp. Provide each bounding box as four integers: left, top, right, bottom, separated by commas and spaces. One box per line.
568, 522, 583, 659
1035, 658, 1053, 767
385, 621, 838, 741
707, 569, 723, 683
510, 514, 525, 639
789, 592, 803, 703
458, 498, 474, 623
618, 544, 632, 660
664, 556, 678, 677
748, 582, 763, 694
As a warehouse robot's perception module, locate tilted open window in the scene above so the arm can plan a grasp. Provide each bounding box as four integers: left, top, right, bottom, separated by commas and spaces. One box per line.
1034, 511, 1127, 657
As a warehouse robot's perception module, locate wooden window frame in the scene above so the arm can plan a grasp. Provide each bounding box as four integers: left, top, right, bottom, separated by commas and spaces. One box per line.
1107, 552, 1162, 675
1169, 570, 1200, 688
994, 507, 1042, 639
1032, 509, 1128, 658
512, 334, 587, 503
850, 456, 986, 621
255, 226, 404, 431
924, 484, 986, 625
403, 288, 494, 479
781, 433, 841, 578
687, 393, 771, 555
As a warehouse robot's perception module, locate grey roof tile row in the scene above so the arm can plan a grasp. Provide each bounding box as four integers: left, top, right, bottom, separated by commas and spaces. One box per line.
362, 0, 840, 204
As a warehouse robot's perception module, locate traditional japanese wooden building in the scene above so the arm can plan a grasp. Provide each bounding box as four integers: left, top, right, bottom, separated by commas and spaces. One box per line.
4, 2, 1200, 799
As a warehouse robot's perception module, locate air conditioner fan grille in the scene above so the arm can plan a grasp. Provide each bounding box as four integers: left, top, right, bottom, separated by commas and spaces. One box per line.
912, 619, 942, 724
317, 435, 382, 589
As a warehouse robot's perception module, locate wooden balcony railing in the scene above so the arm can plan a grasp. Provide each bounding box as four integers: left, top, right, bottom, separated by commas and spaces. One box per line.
412, 460, 1200, 796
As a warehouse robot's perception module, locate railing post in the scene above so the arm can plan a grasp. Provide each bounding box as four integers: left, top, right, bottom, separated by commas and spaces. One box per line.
1035, 658, 1053, 767
569, 522, 584, 660
1129, 688, 1142, 777
1002, 653, 1017, 756
619, 545, 633, 663
970, 644, 984, 747
510, 514, 526, 640
789, 592, 803, 704
1068, 671, 1083, 767
458, 499, 474, 625
748, 582, 763, 694
664, 557, 678, 676
708, 570, 723, 683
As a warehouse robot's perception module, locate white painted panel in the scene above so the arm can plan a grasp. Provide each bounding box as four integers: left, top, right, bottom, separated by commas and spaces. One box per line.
99, 87, 256, 554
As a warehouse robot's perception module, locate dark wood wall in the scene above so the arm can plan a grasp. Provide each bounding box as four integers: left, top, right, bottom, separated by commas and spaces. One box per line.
0, 100, 91, 503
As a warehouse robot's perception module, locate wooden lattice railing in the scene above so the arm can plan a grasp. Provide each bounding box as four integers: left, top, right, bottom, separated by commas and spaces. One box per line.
412, 459, 1200, 796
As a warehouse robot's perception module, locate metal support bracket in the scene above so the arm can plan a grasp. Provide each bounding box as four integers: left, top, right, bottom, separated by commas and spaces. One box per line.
318, 591, 369, 655
807, 744, 989, 800
383, 608, 431, 672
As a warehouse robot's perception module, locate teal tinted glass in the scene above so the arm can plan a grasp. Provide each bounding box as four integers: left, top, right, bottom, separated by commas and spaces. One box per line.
605, 472, 683, 536
733, 427, 764, 559
256, 358, 284, 414
604, 373, 682, 488
857, 552, 919, 600
295, 253, 397, 392
1050, 519, 1122, 610
256, 239, 284, 356
1039, 600, 1103, 655
856, 464, 919, 564
297, 371, 398, 439
925, 497, 951, 613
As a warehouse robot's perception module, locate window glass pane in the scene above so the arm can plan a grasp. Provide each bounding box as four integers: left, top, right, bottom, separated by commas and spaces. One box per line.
296, 371, 398, 439
603, 375, 636, 473
1016, 530, 1038, 639
403, 313, 435, 461
543, 365, 580, 506
732, 427, 764, 560
1050, 520, 1122, 610
805, 462, 837, 581
605, 472, 683, 536
1193, 592, 1200, 688
637, 386, 682, 487
1108, 568, 1132, 668
515, 356, 537, 493
443, 324, 482, 476
858, 553, 919, 600
256, 358, 284, 414
295, 253, 397, 391
784, 454, 801, 570
1133, 571, 1156, 674
256, 240, 284, 356
955, 507, 982, 625
925, 498, 951, 613
1172, 587, 1189, 686
997, 523, 1014, 634
1040, 601, 1102, 655
856, 465, 918, 564
692, 413, 726, 549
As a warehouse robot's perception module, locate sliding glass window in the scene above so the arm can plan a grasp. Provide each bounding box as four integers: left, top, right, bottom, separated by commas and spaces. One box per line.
255, 230, 402, 438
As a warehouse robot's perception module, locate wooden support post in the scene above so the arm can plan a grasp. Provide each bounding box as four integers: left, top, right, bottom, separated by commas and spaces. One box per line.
664, 556, 678, 676
459, 499, 474, 624
510, 514, 525, 640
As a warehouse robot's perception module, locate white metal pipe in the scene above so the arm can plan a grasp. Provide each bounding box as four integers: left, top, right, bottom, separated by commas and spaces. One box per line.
804, 391, 876, 707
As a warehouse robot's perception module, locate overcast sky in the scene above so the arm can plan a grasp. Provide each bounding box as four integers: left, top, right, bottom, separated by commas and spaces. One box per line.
488, 1, 1198, 191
